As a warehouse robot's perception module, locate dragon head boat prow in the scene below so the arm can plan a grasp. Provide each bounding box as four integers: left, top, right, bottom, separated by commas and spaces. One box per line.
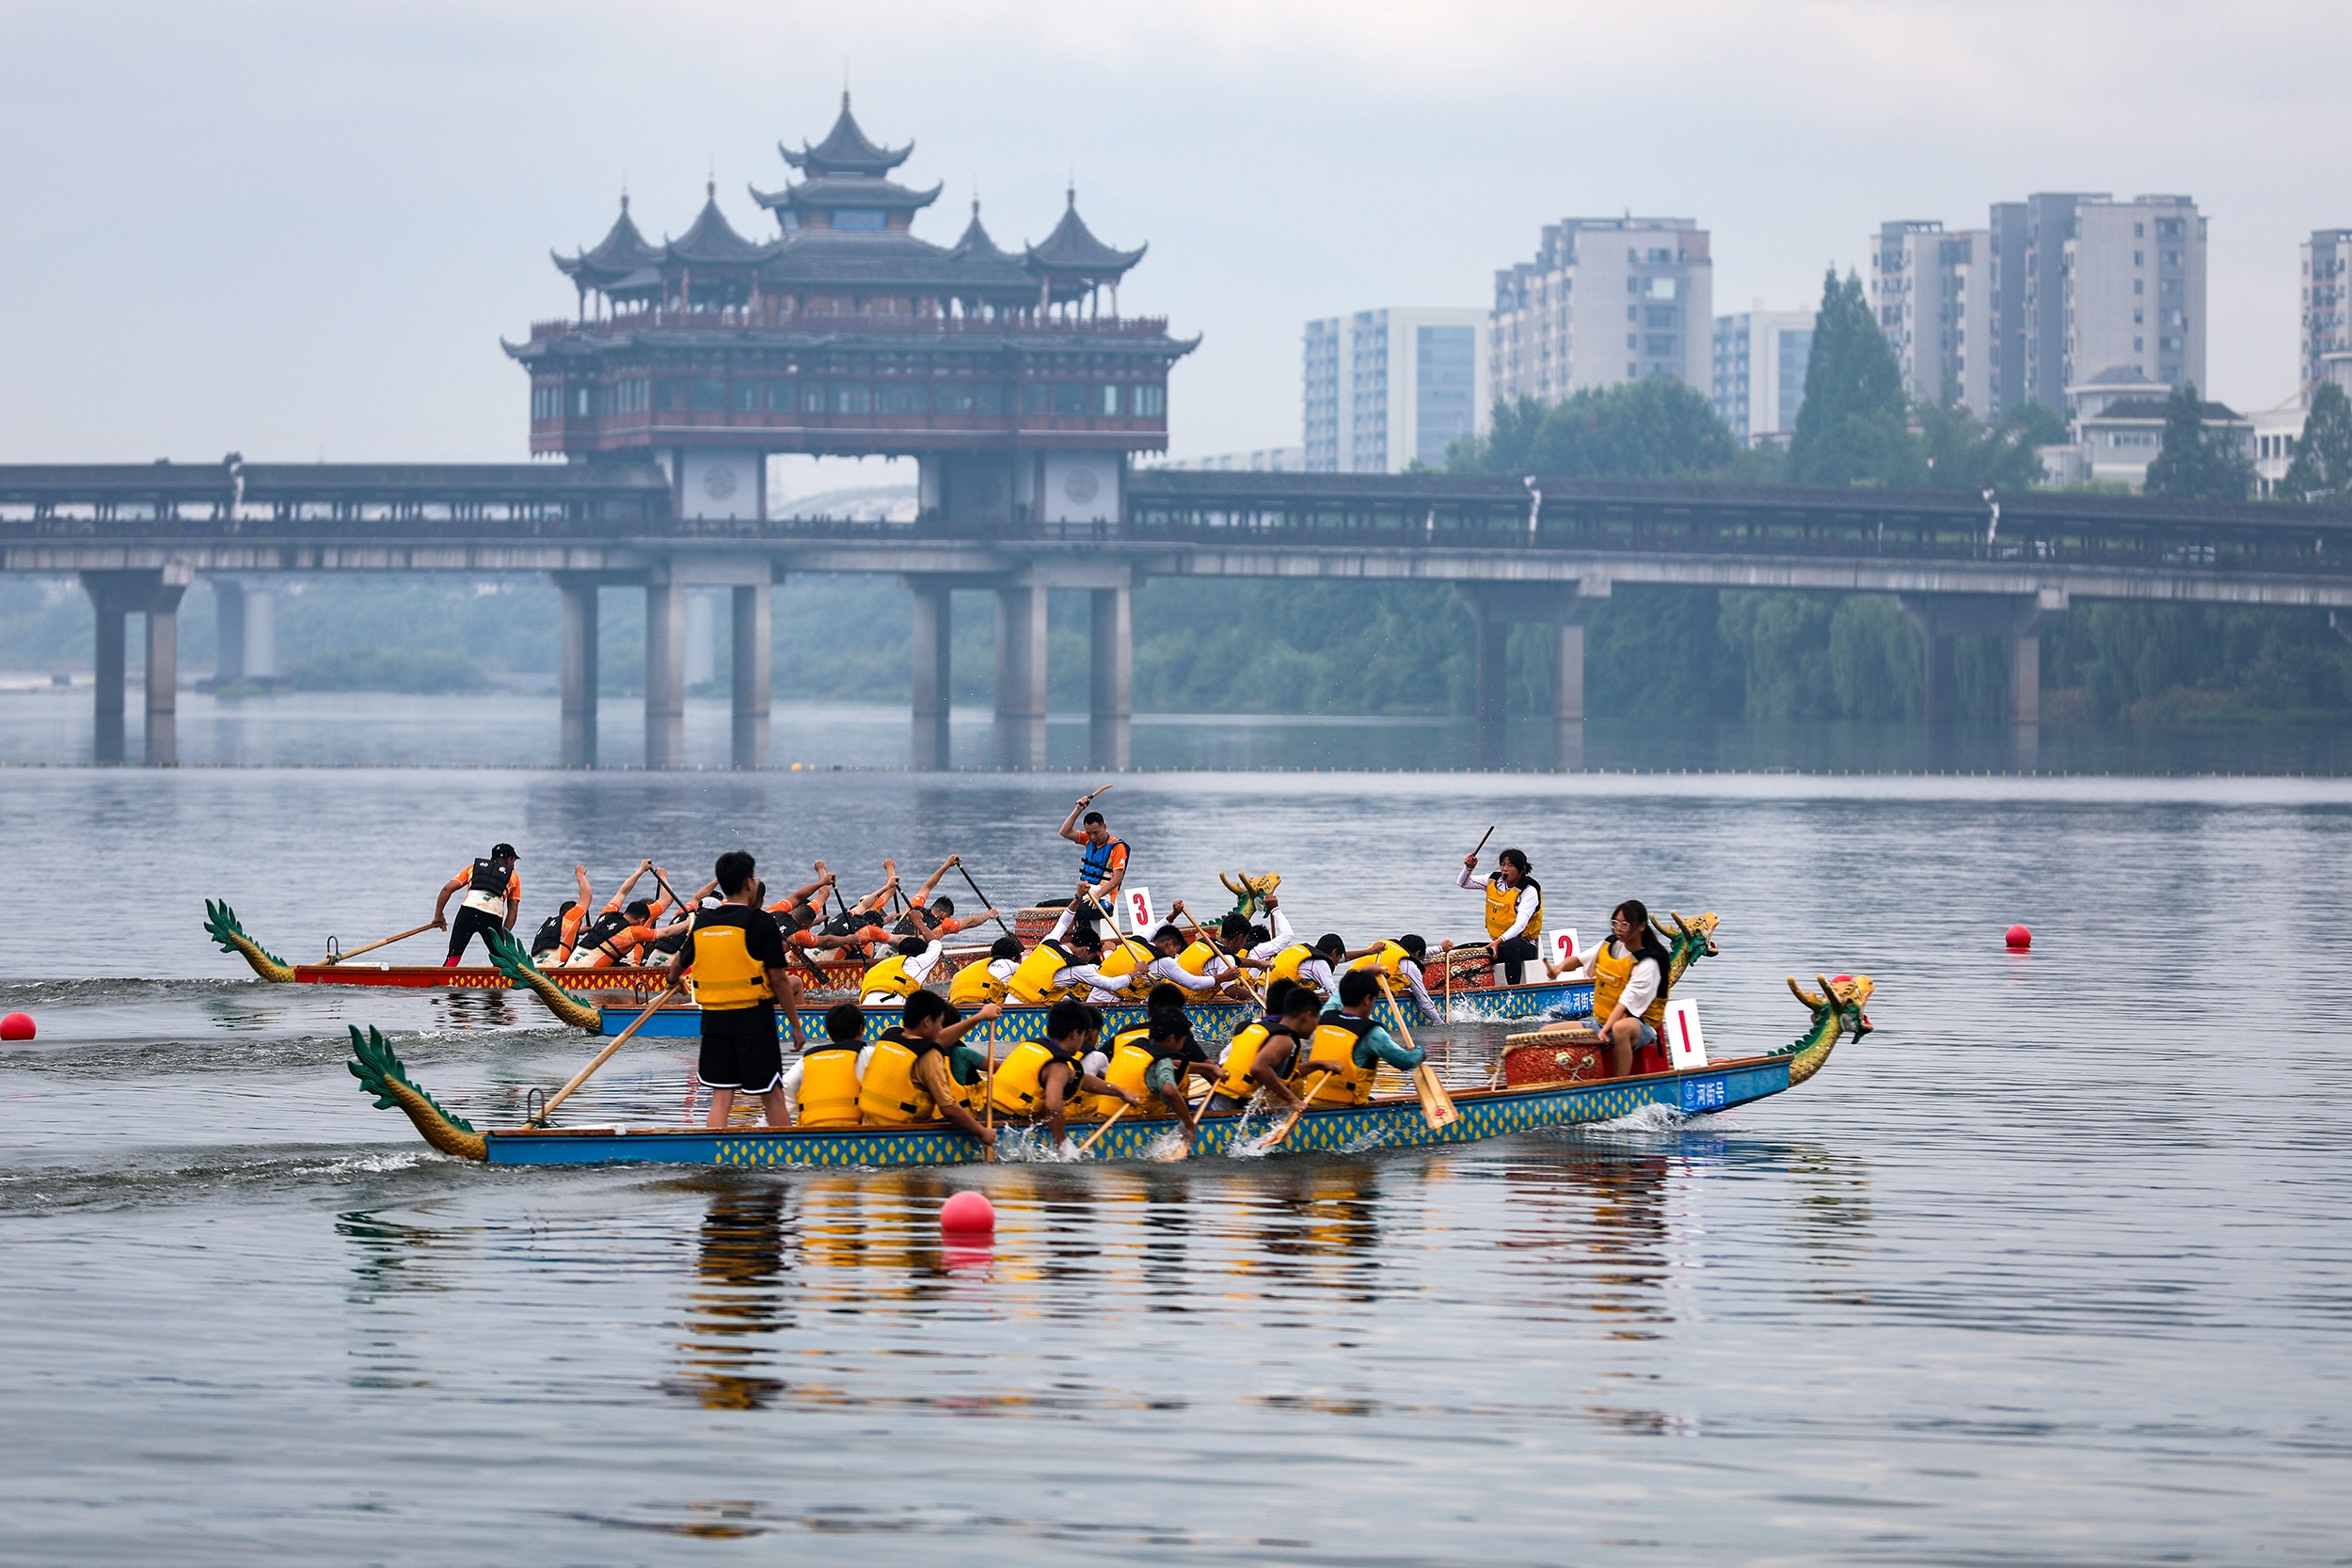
1217, 871, 1281, 922
203, 899, 294, 983
1778, 973, 1875, 1085
346, 1025, 485, 1162
1663, 911, 1720, 984
484, 927, 605, 1033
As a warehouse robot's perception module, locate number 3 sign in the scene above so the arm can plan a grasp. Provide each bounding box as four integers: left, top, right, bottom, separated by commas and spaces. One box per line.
1123, 886, 1154, 934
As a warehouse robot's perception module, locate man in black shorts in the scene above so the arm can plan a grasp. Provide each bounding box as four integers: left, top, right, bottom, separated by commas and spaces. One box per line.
667, 849, 803, 1129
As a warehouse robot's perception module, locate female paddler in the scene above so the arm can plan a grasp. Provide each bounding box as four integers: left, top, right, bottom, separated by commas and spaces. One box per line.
1460, 846, 1544, 986
1555, 899, 1673, 1079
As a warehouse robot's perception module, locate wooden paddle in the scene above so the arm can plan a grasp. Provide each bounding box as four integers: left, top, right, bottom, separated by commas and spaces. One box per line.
1470, 825, 1495, 860
983, 1035, 997, 1163
322, 920, 437, 966
1377, 977, 1457, 1130
532, 982, 682, 1126
1267, 1073, 1331, 1148
1074, 1101, 1129, 1155
1175, 906, 1263, 1007
953, 861, 1014, 936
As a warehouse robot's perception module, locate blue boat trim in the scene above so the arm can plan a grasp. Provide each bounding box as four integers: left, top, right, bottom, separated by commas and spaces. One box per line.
595, 980, 1597, 1044
481, 1052, 1788, 1168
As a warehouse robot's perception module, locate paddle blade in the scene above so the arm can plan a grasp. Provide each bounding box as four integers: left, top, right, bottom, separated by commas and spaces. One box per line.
1413, 1065, 1459, 1129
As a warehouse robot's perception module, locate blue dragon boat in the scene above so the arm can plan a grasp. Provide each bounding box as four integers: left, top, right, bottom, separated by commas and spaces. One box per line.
343, 974, 1873, 1169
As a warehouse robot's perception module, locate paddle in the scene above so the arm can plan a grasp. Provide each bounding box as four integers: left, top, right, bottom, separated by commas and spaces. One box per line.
1469, 825, 1495, 860
983, 1034, 997, 1163
322, 920, 437, 967
1378, 977, 1458, 1130
1175, 906, 1263, 1008
1074, 1101, 1129, 1155
953, 860, 1014, 937
1267, 1073, 1331, 1148
531, 982, 682, 1127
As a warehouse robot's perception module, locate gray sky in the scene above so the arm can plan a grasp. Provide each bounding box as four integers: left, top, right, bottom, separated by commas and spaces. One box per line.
2, 0, 2344, 465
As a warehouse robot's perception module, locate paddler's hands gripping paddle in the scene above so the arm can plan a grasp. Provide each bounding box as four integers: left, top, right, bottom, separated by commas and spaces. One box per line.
1268, 1075, 1331, 1148
531, 982, 683, 1127
1377, 976, 1458, 1130
1174, 903, 1264, 1008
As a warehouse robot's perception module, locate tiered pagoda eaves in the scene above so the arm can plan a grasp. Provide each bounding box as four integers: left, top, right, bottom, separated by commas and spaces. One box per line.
508, 95, 1194, 484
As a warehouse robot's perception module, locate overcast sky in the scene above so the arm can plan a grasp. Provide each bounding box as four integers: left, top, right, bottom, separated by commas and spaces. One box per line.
2, 0, 2345, 466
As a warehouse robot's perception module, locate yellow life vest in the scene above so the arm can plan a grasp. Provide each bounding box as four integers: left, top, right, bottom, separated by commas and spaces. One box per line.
688, 919, 772, 1010
1215, 1020, 1296, 1103
1007, 940, 1077, 1004
1268, 944, 1315, 986
1296, 1017, 1375, 1105
1370, 941, 1412, 983
989, 1040, 1057, 1116
1589, 941, 1668, 1030
948, 958, 1009, 1006
860, 953, 921, 1000
1483, 875, 1543, 943
856, 1029, 933, 1126
1176, 939, 1220, 980
1074, 1030, 1153, 1118
797, 1048, 861, 1128
1093, 938, 1154, 996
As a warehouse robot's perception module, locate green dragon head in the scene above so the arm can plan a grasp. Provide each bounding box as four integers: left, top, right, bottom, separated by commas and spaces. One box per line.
1662, 910, 1719, 988
484, 927, 604, 1033
203, 899, 294, 983
1217, 872, 1281, 923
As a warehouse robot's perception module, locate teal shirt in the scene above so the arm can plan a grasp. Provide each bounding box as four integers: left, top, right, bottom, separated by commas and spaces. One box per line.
1320, 1001, 1426, 1071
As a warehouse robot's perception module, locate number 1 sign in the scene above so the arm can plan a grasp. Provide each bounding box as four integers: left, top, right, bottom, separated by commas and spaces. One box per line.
1663, 996, 1708, 1071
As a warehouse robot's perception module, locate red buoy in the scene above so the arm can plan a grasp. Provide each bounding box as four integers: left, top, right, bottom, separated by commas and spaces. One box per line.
940, 1190, 995, 1235
0, 1012, 33, 1041
2005, 925, 2032, 951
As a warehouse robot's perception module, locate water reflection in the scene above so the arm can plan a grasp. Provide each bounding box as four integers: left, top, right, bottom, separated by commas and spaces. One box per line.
673, 1182, 793, 1411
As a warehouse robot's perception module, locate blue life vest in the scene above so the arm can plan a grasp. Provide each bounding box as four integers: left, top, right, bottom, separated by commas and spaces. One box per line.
1079, 835, 1127, 886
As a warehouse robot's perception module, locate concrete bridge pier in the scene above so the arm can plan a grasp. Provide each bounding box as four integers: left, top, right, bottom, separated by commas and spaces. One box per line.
644, 575, 686, 769
81, 566, 191, 765
1089, 584, 1132, 770
1455, 578, 1610, 727
208, 575, 277, 685
1899, 589, 2065, 726
554, 574, 601, 768
730, 580, 771, 770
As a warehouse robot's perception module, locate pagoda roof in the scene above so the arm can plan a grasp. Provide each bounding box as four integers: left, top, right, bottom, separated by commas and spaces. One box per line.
751, 172, 943, 216
779, 93, 913, 177
664, 185, 774, 267
755, 229, 1032, 296
1025, 188, 1145, 277
950, 200, 1036, 287
554, 196, 664, 286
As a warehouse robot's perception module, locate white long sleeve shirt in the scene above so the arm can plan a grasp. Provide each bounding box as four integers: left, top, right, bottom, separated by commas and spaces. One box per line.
862, 939, 946, 1005
1570, 941, 1661, 1020
1459, 866, 1538, 942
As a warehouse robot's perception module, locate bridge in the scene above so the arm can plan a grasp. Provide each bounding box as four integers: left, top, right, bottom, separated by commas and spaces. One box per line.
8, 459, 2350, 765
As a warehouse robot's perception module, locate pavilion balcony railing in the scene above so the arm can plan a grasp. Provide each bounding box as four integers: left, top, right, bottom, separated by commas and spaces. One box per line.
526, 307, 1174, 342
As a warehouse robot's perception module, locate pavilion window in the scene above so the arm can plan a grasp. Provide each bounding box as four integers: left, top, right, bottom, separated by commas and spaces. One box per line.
769, 379, 797, 413
1098, 385, 1122, 416
655, 382, 680, 412
733, 382, 760, 413
1023, 385, 1050, 416
879, 384, 929, 415
935, 384, 974, 415
1134, 386, 1165, 417
1053, 384, 1088, 417
802, 382, 829, 414
692, 379, 725, 412
834, 384, 871, 414
976, 383, 1009, 416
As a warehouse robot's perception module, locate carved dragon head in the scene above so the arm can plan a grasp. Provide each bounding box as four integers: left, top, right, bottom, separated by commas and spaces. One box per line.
1217, 871, 1281, 922
1662, 910, 1719, 984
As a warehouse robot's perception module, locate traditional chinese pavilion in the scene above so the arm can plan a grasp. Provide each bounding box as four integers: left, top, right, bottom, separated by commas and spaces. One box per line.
507, 95, 1195, 525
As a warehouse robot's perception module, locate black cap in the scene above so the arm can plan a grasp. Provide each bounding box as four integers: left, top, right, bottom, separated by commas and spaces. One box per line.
491, 842, 518, 860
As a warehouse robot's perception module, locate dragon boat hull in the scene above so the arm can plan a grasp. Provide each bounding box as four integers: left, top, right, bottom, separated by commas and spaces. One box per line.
284, 963, 679, 992
479, 1054, 1785, 1169
592, 977, 1597, 1046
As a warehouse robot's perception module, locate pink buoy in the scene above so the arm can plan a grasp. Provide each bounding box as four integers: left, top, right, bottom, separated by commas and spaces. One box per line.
940, 1190, 995, 1235
2005, 925, 2032, 951
0, 1012, 33, 1041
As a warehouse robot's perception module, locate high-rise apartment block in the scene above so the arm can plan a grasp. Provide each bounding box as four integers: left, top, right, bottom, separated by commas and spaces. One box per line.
1490, 217, 1712, 408
2302, 229, 2352, 404
1986, 193, 2205, 416
1302, 308, 1486, 472
1710, 307, 1814, 444
1867, 222, 1994, 415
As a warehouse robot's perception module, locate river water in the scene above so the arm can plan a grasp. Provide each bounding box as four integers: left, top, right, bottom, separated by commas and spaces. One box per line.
2, 759, 2350, 1563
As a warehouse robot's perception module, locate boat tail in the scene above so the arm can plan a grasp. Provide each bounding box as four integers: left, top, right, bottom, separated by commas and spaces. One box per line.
346, 1025, 486, 1162
203, 899, 295, 983
1776, 974, 1873, 1085
485, 927, 604, 1032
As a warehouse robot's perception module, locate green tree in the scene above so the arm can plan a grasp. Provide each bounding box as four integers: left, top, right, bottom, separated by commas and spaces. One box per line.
1916, 400, 2048, 491
1786, 268, 1923, 487
1452, 379, 1736, 480
2143, 381, 2254, 501
2279, 380, 2352, 501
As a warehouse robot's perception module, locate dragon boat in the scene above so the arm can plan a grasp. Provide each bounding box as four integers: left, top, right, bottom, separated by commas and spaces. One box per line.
344, 974, 1873, 1169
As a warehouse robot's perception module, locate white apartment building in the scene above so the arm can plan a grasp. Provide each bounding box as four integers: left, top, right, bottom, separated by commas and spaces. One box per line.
1490, 217, 1713, 408
1302, 308, 1486, 473
1989, 193, 2206, 416
1867, 221, 1994, 416
1710, 306, 1814, 444
2302, 229, 2352, 403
